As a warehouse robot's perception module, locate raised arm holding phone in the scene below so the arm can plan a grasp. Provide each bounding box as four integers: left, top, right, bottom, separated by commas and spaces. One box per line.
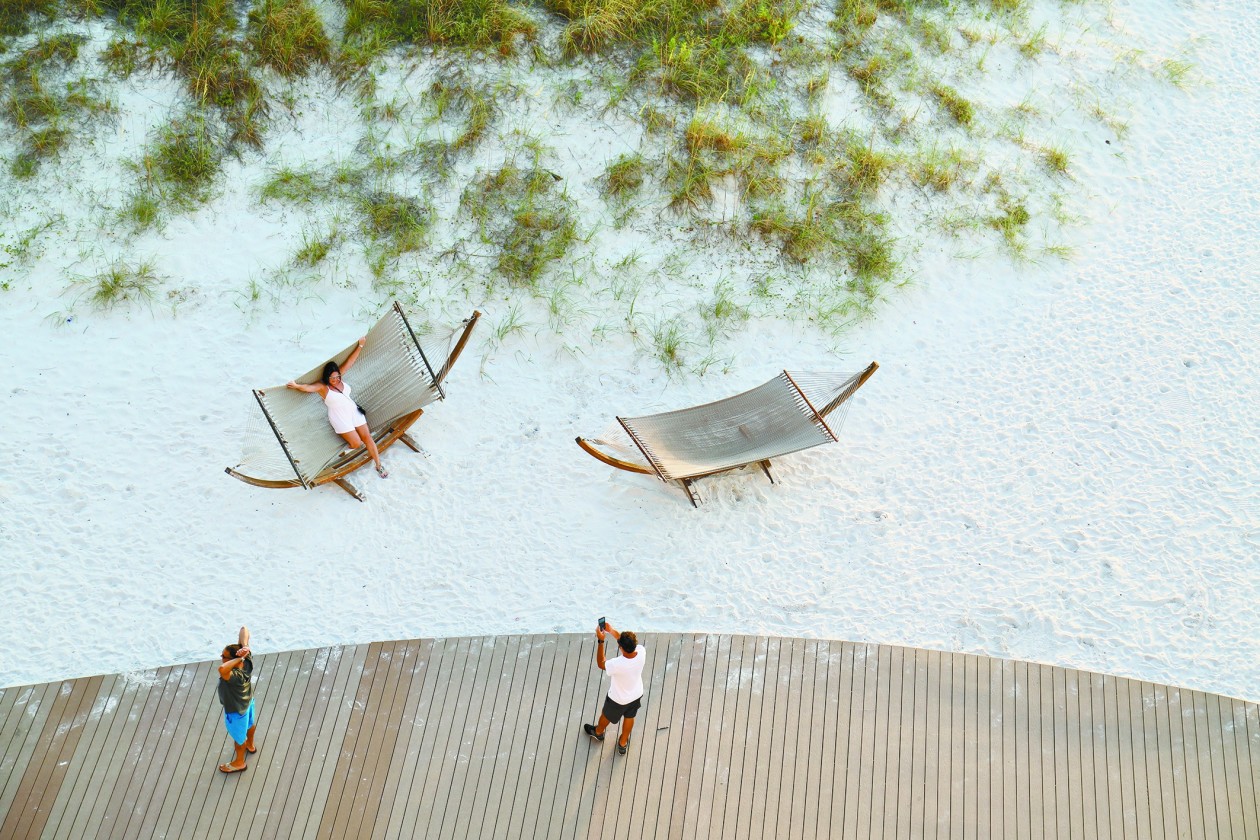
583, 617, 646, 756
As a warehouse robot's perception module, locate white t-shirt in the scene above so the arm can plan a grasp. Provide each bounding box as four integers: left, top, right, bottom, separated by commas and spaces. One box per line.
605, 645, 647, 704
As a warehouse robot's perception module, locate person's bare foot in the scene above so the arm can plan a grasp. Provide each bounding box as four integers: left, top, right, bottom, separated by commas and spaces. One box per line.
218, 762, 247, 774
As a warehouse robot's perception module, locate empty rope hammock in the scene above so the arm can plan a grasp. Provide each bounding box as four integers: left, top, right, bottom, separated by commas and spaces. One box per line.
577, 363, 877, 506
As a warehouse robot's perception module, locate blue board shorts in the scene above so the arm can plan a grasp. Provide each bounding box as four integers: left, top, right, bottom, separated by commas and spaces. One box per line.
223, 699, 256, 745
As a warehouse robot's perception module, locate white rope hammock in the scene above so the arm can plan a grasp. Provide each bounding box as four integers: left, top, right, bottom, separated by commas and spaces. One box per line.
579, 364, 878, 504
229, 304, 467, 487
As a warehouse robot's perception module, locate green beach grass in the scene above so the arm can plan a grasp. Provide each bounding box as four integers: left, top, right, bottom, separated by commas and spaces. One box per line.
0, 0, 1191, 364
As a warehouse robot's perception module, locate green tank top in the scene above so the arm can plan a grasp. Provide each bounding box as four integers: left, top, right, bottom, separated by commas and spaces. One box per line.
217, 656, 253, 715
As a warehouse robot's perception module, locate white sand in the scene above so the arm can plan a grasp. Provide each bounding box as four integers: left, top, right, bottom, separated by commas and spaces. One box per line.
1, 0, 1256, 700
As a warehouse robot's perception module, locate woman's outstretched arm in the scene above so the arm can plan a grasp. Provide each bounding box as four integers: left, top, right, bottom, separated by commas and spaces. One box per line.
341, 337, 367, 374
286, 381, 323, 393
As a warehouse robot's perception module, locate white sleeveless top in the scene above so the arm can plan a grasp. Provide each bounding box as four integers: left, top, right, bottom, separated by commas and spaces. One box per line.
323, 383, 365, 434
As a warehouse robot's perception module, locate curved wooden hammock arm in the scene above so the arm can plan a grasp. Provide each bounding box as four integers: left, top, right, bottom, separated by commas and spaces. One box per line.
574, 436, 655, 475
575, 361, 879, 505
226, 310, 480, 499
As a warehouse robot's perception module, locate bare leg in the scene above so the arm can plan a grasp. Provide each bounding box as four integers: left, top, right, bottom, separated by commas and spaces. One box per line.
619, 716, 635, 747
244, 724, 257, 754
354, 424, 385, 475
220, 740, 247, 772
593, 713, 611, 737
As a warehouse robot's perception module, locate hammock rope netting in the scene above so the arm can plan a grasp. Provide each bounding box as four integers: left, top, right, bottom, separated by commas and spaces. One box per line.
584, 368, 875, 482
231, 305, 464, 487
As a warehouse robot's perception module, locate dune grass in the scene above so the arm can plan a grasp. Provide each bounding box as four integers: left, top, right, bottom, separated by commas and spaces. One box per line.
0, 0, 1161, 367
2, 33, 111, 177
77, 257, 162, 310
461, 152, 579, 289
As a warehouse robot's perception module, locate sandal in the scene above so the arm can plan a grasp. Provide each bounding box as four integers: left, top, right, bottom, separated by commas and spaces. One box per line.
218, 763, 248, 774
376, 465, 389, 478
617, 742, 629, 756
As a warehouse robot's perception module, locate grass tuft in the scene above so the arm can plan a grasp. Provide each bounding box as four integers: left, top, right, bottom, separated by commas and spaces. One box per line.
247, 0, 331, 77
602, 153, 646, 200
932, 83, 974, 126
81, 258, 161, 310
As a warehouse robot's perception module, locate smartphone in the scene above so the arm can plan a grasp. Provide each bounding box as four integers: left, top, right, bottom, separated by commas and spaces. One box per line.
598, 617, 607, 631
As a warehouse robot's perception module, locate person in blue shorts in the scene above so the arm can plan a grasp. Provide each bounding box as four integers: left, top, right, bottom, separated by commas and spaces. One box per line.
217, 626, 257, 774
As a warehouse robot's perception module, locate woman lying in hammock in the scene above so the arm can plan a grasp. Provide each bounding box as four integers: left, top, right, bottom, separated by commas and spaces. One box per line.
286, 337, 388, 478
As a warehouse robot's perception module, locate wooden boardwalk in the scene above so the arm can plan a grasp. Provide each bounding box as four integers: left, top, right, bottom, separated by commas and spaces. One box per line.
1, 635, 1257, 839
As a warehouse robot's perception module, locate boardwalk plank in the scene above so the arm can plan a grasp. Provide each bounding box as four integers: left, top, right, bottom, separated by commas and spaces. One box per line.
3, 635, 1258, 840
1162, 684, 1196, 840
1194, 690, 1224, 840
443, 636, 515, 840
1207, 690, 1242, 838
61, 673, 150, 840
686, 633, 733, 840
1070, 670, 1098, 840
504, 636, 560, 840
630, 634, 684, 840
947, 653, 967, 840
1150, 682, 1185, 839
3, 676, 101, 840
813, 641, 842, 840
728, 635, 767, 840
1226, 698, 1259, 839
996, 659, 1015, 839
460, 636, 530, 840
39, 673, 123, 840
1134, 680, 1159, 836
618, 633, 675, 840
123, 662, 217, 840
0, 683, 61, 827
232, 648, 316, 839
521, 637, 583, 840
789, 639, 820, 840
971, 654, 988, 840
751, 636, 785, 839
1112, 676, 1141, 839
98, 665, 186, 838
373, 638, 437, 840
1097, 674, 1123, 840
252, 647, 331, 840
844, 643, 876, 840
391, 638, 459, 840
891, 646, 917, 840
1247, 701, 1260, 832
296, 643, 372, 840
868, 643, 897, 840
415, 636, 484, 838
354, 640, 424, 839
269, 644, 358, 840
655, 634, 705, 840
775, 638, 806, 840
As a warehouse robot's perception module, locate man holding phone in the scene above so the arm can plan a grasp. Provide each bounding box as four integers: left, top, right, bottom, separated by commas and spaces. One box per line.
583, 617, 645, 756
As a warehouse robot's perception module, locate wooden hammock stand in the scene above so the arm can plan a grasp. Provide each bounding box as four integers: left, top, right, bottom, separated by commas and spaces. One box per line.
225, 309, 480, 501
577, 362, 878, 506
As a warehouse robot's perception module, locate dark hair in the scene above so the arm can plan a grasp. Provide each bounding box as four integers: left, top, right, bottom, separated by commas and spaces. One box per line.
618, 631, 637, 653
224, 643, 241, 658
321, 361, 341, 386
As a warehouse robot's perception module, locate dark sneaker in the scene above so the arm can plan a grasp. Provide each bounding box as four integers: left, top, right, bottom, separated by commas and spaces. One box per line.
616, 742, 629, 756
583, 723, 604, 742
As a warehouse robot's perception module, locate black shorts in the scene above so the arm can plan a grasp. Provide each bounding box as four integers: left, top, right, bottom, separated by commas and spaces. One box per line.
602, 695, 642, 724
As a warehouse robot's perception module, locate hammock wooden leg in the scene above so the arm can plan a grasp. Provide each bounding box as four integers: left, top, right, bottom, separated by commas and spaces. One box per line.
680, 479, 700, 508
398, 432, 421, 453
333, 478, 365, 502
759, 460, 775, 484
